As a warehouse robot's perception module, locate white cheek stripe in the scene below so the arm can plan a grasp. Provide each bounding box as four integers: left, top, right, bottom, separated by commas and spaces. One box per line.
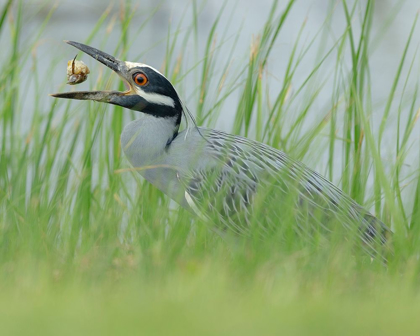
134, 87, 175, 108
124, 61, 175, 107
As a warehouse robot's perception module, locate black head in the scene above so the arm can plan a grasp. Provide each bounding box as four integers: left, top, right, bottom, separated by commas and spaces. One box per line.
51, 41, 183, 125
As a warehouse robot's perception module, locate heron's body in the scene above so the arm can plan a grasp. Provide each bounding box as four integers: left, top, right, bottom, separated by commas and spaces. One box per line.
52, 41, 391, 257
121, 115, 191, 207
121, 114, 389, 245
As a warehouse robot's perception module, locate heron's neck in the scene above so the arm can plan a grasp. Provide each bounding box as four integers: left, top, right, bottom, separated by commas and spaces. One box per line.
121, 114, 180, 167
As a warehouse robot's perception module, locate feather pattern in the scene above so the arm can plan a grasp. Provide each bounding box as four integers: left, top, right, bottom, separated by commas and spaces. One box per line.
121, 118, 391, 258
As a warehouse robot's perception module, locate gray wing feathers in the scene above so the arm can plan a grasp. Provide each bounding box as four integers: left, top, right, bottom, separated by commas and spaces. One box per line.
177, 129, 390, 253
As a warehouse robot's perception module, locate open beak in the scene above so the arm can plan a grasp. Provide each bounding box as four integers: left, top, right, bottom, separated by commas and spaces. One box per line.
50, 41, 134, 106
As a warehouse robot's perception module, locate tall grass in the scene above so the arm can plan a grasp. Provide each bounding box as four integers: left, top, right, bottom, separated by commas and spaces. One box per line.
1, 0, 420, 334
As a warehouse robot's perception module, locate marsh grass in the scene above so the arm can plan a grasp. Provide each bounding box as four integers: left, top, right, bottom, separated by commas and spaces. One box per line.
1, 0, 420, 334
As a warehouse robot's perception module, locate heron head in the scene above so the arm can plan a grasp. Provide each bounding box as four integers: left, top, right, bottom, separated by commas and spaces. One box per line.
51, 41, 183, 122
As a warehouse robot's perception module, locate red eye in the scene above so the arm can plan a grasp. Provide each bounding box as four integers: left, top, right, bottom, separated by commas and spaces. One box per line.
133, 72, 148, 86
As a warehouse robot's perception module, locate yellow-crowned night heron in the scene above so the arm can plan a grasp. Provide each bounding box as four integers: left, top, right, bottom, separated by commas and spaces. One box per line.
51, 41, 391, 256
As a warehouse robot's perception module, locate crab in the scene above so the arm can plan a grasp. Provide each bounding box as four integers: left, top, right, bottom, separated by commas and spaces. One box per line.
67, 55, 90, 85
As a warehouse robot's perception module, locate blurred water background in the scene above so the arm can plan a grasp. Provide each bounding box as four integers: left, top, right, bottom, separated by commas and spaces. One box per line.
2, 0, 420, 206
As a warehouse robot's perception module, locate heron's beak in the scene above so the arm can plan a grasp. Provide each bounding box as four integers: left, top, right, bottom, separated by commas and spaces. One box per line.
50, 41, 136, 107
